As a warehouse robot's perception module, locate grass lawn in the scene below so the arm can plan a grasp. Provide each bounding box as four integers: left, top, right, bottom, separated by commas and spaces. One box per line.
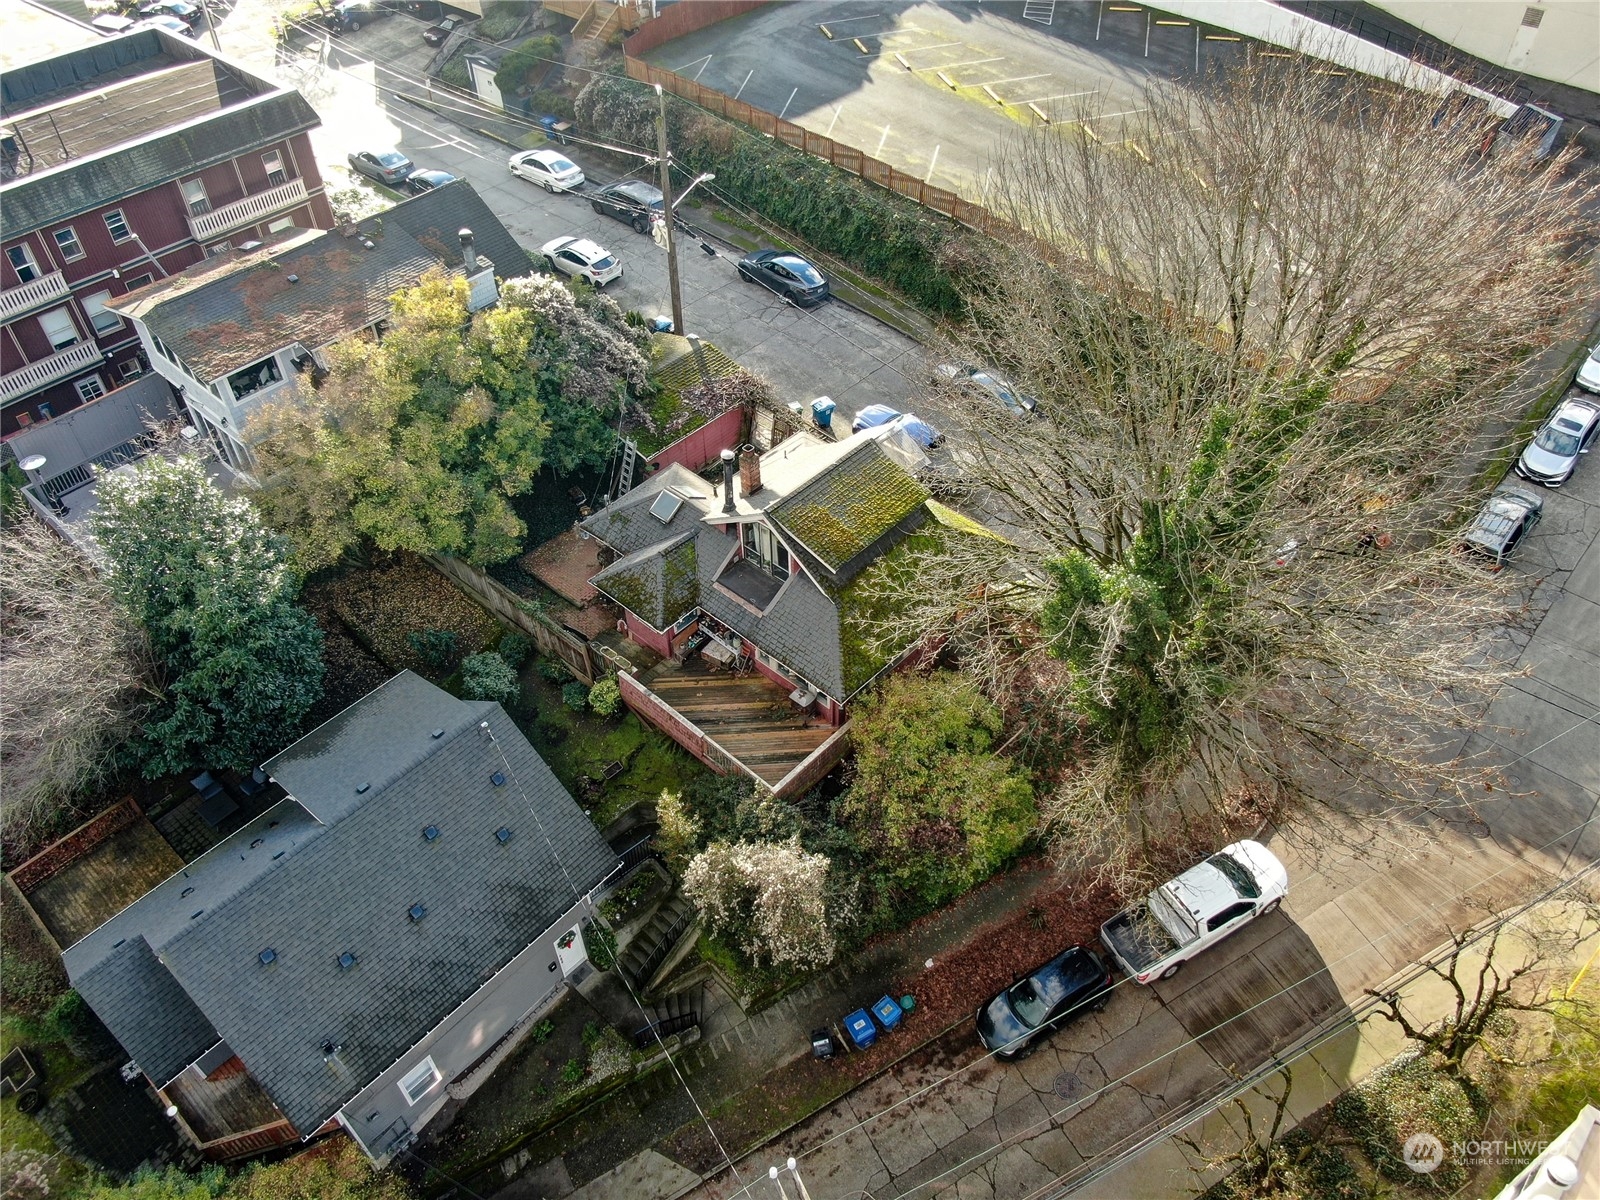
510, 670, 708, 832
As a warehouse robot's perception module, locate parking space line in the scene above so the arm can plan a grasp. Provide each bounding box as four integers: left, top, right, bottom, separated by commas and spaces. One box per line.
673, 52, 712, 73
876, 39, 963, 56
733, 68, 752, 100
778, 86, 798, 120
985, 72, 1051, 86
826, 105, 843, 136
925, 144, 940, 181
875, 124, 891, 155
1081, 107, 1151, 121
819, 11, 883, 23
1017, 88, 1098, 105
931, 56, 1006, 71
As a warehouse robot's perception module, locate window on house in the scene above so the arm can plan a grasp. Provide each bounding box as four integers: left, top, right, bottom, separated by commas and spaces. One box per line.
266, 216, 295, 234
74, 375, 106, 403
83, 291, 121, 335
397, 1057, 441, 1106
14, 411, 33, 428
38, 307, 80, 351
125, 273, 153, 291
262, 150, 287, 185
227, 355, 282, 399
104, 210, 133, 243
742, 523, 790, 581
52, 227, 85, 261
181, 178, 210, 215
6, 244, 40, 283
118, 358, 144, 380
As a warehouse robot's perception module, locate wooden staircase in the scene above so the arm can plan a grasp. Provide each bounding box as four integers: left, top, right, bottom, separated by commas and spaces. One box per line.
573, 2, 628, 45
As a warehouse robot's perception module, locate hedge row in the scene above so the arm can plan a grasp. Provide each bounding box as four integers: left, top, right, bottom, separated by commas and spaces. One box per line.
575, 76, 968, 317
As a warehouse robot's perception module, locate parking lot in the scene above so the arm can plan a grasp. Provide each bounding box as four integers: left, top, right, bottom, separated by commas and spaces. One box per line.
640, 0, 1249, 201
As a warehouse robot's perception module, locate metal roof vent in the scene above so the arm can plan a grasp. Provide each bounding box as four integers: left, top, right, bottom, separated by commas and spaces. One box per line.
407, 903, 427, 923
355, 782, 370, 794
181, 886, 194, 898
286, 273, 300, 284
431, 728, 445, 739
495, 827, 512, 845
491, 772, 506, 787
259, 948, 277, 965
423, 824, 440, 842
337, 952, 357, 970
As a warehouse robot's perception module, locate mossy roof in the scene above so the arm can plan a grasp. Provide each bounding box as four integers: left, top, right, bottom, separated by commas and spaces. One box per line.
769, 439, 929, 581
589, 532, 698, 628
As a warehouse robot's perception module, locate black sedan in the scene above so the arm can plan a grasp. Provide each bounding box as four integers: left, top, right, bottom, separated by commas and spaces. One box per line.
975, 944, 1113, 1060
405, 169, 457, 194
589, 180, 664, 234
738, 250, 830, 306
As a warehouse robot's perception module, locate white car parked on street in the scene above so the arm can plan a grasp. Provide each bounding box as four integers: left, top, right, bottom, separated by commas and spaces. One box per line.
1576, 343, 1600, 394
540, 236, 622, 288
510, 148, 586, 193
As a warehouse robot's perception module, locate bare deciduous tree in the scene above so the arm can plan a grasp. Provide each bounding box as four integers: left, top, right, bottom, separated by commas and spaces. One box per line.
0, 515, 156, 847
870, 53, 1593, 877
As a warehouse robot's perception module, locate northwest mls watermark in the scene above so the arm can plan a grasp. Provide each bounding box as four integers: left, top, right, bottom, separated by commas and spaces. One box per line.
1402, 1132, 1550, 1173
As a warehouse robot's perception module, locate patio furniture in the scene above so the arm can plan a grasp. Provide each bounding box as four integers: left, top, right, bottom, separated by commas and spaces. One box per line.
872, 995, 904, 1032
197, 789, 239, 831
843, 1008, 876, 1050
237, 767, 268, 797
189, 771, 225, 802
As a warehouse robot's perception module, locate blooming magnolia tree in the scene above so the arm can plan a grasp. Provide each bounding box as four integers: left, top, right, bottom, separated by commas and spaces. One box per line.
682, 838, 844, 971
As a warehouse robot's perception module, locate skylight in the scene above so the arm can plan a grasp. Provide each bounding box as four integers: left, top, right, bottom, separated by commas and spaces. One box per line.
408, 903, 427, 923
495, 827, 512, 844
649, 489, 684, 523
423, 824, 440, 842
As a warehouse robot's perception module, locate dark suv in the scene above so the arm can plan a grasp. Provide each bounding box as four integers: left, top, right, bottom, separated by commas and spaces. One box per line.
590, 180, 664, 235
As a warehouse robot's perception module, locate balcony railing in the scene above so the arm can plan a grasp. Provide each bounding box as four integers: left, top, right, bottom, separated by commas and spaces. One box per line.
188, 178, 308, 242
0, 271, 70, 323
0, 340, 102, 403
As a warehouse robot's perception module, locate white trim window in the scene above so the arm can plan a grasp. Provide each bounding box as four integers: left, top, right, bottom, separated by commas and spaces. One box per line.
39, 306, 80, 350
7, 243, 40, 282
118, 358, 144, 380
53, 227, 85, 261
262, 149, 287, 185
181, 178, 210, 215
227, 355, 282, 399
104, 209, 134, 243
83, 290, 122, 335
397, 1056, 441, 1106
266, 215, 295, 234
742, 522, 790, 581
75, 375, 106, 402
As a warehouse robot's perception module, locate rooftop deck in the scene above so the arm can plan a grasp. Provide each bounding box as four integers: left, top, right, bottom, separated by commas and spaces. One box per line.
24, 818, 183, 948
164, 1060, 288, 1146
637, 657, 836, 786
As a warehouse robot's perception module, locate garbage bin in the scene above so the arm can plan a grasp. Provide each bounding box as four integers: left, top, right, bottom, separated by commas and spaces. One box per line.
811, 1029, 836, 1059
844, 1008, 876, 1050
872, 994, 904, 1031
810, 396, 836, 430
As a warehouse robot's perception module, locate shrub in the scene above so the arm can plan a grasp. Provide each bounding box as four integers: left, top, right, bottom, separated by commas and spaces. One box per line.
562, 681, 589, 711
529, 1018, 555, 1045
478, 1, 529, 41
1334, 1054, 1476, 1190
495, 34, 562, 90
588, 676, 622, 717
460, 651, 520, 704
498, 632, 533, 668
558, 1058, 585, 1085
654, 789, 701, 873
682, 838, 849, 971
585, 922, 618, 971
537, 657, 574, 684
408, 628, 460, 672
438, 53, 472, 90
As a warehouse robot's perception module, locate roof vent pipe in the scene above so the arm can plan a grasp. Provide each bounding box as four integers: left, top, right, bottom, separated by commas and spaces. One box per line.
720, 448, 737, 514
459, 228, 477, 272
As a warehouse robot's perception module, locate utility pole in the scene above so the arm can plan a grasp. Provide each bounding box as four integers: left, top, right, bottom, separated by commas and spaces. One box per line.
654, 83, 685, 336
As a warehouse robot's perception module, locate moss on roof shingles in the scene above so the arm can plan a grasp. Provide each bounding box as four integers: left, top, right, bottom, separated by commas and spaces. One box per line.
771, 443, 929, 572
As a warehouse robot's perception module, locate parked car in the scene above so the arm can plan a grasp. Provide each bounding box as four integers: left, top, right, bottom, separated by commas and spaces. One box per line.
1577, 343, 1600, 394
1515, 396, 1600, 487
138, 0, 202, 26
540, 236, 623, 288
509, 148, 585, 193
852, 404, 943, 448
975, 944, 1113, 1060
423, 14, 463, 45
589, 180, 664, 235
132, 14, 194, 35
327, 0, 390, 31
738, 250, 830, 306
1100, 840, 1288, 984
91, 13, 137, 35
404, 169, 457, 194
1461, 484, 1544, 568
347, 149, 415, 185
936, 363, 1039, 417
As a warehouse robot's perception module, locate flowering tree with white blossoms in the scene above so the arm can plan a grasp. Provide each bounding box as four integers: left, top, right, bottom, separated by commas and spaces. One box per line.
682, 838, 846, 972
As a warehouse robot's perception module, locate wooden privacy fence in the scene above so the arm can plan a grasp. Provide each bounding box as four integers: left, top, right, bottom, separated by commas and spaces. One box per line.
425, 555, 599, 685
623, 57, 1009, 235
623, 0, 771, 57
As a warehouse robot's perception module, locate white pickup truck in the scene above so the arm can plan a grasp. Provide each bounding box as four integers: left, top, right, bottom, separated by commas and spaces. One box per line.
1099, 840, 1289, 984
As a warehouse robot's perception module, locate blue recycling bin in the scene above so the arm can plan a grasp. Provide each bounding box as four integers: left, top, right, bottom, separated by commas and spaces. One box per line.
872, 994, 904, 1031
649, 315, 675, 333
844, 1008, 876, 1050
811, 397, 836, 430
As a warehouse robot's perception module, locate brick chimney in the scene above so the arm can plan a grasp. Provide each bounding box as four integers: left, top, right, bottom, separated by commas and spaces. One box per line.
720, 448, 737, 514
738, 444, 761, 497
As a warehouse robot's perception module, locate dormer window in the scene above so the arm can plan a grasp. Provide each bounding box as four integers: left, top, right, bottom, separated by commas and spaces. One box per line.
228, 355, 282, 400
742, 523, 789, 581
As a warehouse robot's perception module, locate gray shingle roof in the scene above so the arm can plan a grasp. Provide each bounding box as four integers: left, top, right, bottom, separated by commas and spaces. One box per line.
65, 673, 616, 1135
112, 181, 533, 381
1, 90, 319, 233
589, 531, 699, 629
73, 938, 218, 1088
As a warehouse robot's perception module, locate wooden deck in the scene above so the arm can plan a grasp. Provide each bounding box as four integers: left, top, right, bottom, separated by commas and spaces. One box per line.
24, 819, 183, 947
638, 658, 835, 785
164, 1062, 288, 1145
